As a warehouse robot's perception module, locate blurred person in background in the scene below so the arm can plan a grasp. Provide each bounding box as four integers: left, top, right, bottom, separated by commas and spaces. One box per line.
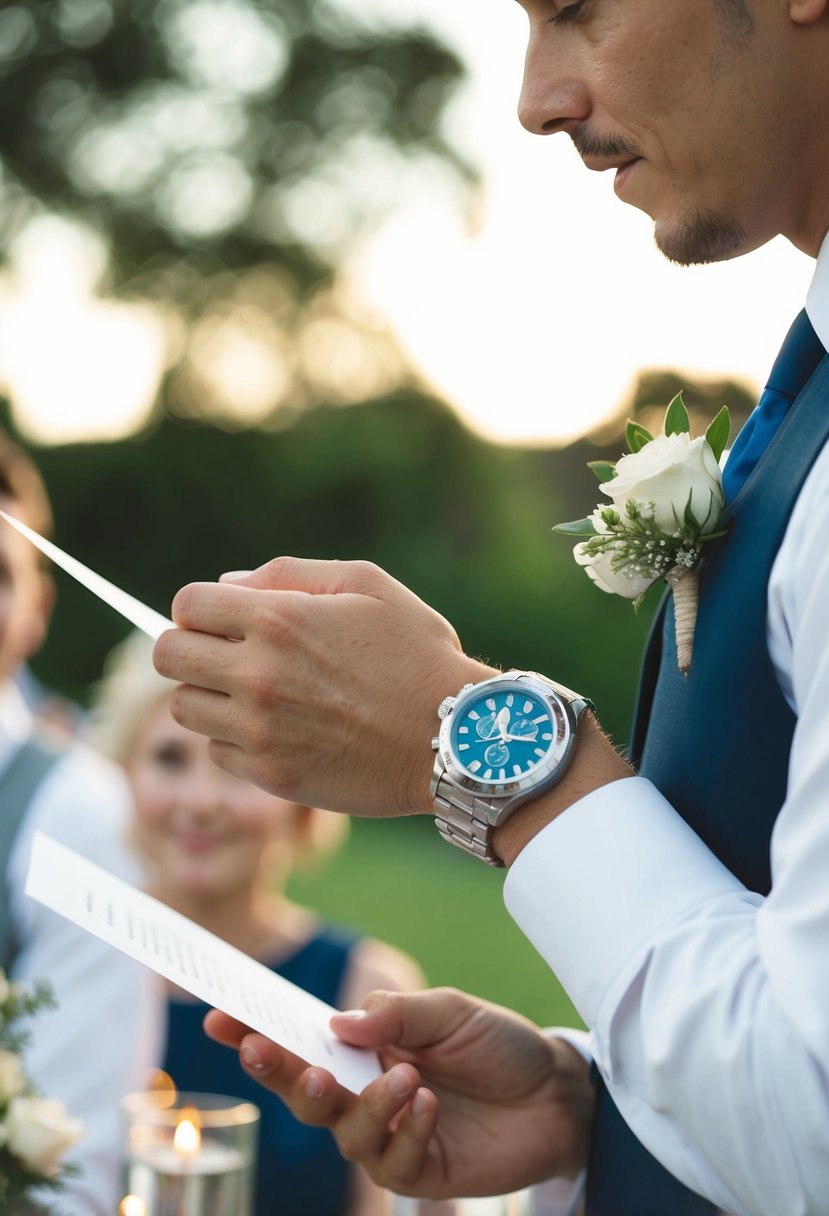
88, 629, 423, 1216
0, 429, 161, 1214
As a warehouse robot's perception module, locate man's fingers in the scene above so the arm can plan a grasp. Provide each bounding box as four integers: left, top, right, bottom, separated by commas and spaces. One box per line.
154, 622, 240, 690
377, 1088, 440, 1193
203, 1009, 251, 1048
219, 556, 389, 598
331, 988, 473, 1052
335, 1064, 423, 1163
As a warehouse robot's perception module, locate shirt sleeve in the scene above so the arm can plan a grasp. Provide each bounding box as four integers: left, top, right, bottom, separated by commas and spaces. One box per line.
503, 442, 829, 1216
8, 742, 164, 1216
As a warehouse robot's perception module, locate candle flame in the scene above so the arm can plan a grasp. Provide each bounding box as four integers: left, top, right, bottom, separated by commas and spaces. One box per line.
119, 1198, 148, 1216
174, 1108, 201, 1156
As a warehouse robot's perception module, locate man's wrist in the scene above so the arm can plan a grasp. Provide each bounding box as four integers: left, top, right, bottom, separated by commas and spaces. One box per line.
492, 714, 633, 866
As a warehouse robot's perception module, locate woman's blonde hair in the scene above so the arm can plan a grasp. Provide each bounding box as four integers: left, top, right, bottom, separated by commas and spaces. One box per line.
86, 629, 349, 867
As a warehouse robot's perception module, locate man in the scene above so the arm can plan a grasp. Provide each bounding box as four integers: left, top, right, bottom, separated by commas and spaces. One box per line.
153, 1, 829, 1213
0, 431, 162, 1214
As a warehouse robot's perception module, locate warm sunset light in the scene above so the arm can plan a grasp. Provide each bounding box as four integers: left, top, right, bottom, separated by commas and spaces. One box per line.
0, 1, 816, 448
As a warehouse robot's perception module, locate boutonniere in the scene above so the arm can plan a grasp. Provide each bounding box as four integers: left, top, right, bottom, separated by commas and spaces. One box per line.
0, 969, 84, 1213
555, 393, 730, 674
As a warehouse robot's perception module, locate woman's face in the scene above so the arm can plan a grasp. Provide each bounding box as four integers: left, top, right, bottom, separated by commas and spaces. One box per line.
125, 695, 303, 899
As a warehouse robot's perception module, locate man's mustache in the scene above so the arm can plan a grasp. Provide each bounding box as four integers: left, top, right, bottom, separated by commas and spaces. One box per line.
570, 129, 640, 160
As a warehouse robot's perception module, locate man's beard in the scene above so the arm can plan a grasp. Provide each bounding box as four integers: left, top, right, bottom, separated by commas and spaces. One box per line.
658, 206, 748, 266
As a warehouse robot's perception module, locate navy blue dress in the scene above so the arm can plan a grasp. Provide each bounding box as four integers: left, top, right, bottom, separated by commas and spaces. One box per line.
162, 927, 358, 1216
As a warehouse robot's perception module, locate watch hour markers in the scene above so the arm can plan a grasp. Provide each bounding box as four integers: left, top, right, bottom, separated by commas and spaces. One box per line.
484, 769, 493, 780
499, 769, 506, 780
468, 760, 481, 773
459, 726, 469, 734
542, 732, 553, 741
534, 747, 546, 758
469, 711, 480, 720
523, 700, 533, 713
506, 694, 514, 706
513, 765, 522, 777
486, 698, 496, 711
532, 715, 546, 725
458, 743, 469, 751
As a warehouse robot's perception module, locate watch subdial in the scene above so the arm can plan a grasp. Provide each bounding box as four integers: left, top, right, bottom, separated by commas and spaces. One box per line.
510, 718, 539, 741
484, 742, 510, 767
476, 713, 501, 740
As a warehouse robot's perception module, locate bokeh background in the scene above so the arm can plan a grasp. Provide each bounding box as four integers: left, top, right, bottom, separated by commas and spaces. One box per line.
0, 0, 806, 1029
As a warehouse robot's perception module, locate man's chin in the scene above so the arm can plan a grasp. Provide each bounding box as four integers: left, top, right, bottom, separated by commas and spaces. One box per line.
654, 209, 749, 267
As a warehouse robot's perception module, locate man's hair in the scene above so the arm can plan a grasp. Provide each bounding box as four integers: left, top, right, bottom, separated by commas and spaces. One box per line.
0, 426, 53, 538
714, 0, 755, 39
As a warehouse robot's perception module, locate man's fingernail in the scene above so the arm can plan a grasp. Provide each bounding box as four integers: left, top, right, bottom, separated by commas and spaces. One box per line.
219, 570, 253, 582
411, 1090, 431, 1118
336, 1009, 367, 1020
305, 1074, 325, 1099
387, 1068, 412, 1099
241, 1045, 265, 1072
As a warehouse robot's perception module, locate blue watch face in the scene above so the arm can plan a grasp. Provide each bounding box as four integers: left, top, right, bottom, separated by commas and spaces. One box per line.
450, 686, 556, 783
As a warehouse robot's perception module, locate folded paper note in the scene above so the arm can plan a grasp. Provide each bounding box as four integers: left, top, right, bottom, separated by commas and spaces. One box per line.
0, 509, 174, 640
25, 833, 381, 1094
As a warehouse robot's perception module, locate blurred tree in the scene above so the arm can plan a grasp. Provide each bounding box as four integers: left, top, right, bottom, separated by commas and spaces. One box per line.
0, 0, 475, 422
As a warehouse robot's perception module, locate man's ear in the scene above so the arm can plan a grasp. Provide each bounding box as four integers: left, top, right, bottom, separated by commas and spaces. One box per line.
787, 0, 828, 26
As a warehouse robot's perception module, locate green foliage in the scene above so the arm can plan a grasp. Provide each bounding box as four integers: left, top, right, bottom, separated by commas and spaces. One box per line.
663, 390, 691, 436
624, 420, 653, 453
587, 460, 616, 483
552, 518, 597, 536
0, 1, 473, 296
705, 406, 731, 463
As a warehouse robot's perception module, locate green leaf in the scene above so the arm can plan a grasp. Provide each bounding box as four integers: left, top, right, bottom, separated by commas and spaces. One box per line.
664, 391, 691, 436
587, 460, 616, 483
552, 518, 598, 536
625, 421, 654, 453
705, 405, 731, 463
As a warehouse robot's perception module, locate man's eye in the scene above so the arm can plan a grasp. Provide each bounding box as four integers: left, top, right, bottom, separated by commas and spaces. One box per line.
552, 0, 587, 24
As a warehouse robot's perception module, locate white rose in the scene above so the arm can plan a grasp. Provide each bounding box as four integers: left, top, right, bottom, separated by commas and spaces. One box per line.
0, 1049, 26, 1103
603, 433, 724, 534
574, 542, 658, 599
4, 1096, 84, 1177
0, 968, 10, 1005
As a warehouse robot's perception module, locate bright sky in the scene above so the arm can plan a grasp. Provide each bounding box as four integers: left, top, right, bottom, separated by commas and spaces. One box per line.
0, 0, 817, 446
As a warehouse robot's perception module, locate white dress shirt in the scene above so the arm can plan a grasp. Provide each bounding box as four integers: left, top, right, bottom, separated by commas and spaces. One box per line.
2, 681, 163, 1215
505, 233, 829, 1216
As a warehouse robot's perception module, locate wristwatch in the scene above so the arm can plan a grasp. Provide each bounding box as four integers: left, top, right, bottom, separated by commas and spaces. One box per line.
431, 671, 595, 867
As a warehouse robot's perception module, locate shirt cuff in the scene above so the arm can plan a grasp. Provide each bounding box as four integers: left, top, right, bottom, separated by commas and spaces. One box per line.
503, 776, 746, 1026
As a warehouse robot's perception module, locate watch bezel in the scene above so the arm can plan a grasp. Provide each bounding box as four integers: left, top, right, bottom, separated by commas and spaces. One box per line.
435, 672, 579, 814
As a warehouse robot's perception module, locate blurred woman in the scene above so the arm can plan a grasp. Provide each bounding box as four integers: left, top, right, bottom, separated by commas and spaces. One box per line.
88, 630, 423, 1216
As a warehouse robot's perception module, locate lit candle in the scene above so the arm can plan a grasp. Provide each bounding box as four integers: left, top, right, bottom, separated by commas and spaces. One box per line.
122, 1092, 259, 1216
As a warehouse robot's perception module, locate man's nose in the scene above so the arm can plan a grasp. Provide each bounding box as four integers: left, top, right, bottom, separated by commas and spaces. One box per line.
517, 34, 590, 136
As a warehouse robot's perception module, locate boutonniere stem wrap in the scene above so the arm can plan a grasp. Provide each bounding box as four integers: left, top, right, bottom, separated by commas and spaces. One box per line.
555, 393, 730, 674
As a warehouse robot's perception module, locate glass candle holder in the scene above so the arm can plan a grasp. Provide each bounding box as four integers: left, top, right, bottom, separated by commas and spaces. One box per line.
121, 1091, 260, 1216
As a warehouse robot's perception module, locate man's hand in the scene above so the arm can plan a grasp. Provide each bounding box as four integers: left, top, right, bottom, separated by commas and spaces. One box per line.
204, 988, 593, 1201
153, 558, 492, 816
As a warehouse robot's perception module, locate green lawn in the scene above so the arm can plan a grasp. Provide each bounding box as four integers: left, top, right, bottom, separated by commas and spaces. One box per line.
287, 815, 583, 1032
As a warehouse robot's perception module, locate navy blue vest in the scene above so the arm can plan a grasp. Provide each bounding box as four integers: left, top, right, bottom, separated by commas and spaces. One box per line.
584, 354, 829, 1214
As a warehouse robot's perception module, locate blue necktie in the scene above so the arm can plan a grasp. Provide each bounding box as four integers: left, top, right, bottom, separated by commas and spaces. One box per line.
722, 310, 826, 502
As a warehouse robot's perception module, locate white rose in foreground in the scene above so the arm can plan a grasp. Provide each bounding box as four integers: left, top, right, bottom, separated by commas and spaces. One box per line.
603, 432, 724, 534
4, 1096, 84, 1176
0, 1049, 26, 1103
574, 542, 658, 598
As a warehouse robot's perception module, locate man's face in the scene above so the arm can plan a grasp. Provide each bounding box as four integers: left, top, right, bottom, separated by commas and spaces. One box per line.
0, 507, 50, 683
514, 0, 816, 262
